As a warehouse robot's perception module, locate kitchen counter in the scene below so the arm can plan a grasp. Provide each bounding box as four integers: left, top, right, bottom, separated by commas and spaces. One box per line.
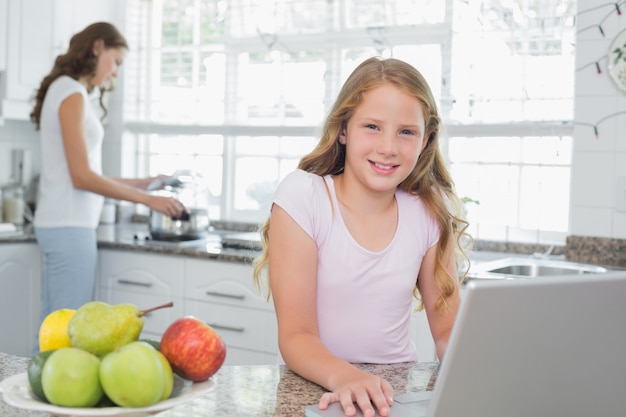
0, 352, 438, 416
0, 223, 261, 264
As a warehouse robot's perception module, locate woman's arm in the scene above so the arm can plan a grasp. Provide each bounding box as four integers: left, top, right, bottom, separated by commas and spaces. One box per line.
110, 176, 162, 190
269, 205, 394, 417
417, 240, 461, 360
58, 94, 182, 217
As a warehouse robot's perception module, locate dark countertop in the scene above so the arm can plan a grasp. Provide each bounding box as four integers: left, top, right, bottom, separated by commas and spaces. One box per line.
0, 352, 438, 416
0, 223, 261, 264
3, 223, 620, 271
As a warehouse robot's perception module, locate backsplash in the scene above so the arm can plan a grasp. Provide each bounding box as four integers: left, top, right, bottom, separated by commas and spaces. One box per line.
565, 236, 626, 268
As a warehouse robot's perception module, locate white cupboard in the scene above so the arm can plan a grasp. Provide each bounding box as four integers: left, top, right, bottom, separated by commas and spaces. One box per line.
1, 0, 126, 120
3, 0, 57, 120
410, 308, 437, 363
0, 0, 7, 72
184, 258, 278, 366
97, 250, 185, 342
97, 250, 278, 365
0, 243, 42, 357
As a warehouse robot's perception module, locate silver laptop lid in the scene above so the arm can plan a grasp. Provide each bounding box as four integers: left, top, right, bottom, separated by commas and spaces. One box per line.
429, 271, 626, 417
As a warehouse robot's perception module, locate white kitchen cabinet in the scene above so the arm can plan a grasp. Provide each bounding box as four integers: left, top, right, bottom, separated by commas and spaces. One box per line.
97, 250, 185, 342
184, 258, 278, 366
96, 250, 279, 365
1, 0, 126, 120
0, 243, 42, 357
410, 307, 437, 363
0, 0, 7, 71
2, 0, 56, 120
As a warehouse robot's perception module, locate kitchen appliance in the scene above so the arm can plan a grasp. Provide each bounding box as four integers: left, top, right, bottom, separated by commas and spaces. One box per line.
147, 170, 211, 241
221, 232, 262, 251
1, 183, 28, 226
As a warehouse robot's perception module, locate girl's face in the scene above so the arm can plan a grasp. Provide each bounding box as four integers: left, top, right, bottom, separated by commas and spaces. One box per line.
91, 43, 127, 89
339, 83, 428, 193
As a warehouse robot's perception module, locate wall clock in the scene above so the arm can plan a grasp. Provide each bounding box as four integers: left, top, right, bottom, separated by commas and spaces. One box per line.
608, 28, 626, 93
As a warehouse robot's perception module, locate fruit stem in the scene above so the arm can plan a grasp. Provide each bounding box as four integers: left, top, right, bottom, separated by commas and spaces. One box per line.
140, 301, 174, 316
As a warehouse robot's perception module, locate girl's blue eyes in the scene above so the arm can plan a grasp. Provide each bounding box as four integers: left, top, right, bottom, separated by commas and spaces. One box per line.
365, 124, 415, 136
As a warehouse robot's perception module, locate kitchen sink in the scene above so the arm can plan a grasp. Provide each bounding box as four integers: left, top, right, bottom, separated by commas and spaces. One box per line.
468, 257, 608, 279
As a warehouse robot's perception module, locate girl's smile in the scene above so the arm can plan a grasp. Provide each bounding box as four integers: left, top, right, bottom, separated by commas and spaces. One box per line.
339, 82, 428, 193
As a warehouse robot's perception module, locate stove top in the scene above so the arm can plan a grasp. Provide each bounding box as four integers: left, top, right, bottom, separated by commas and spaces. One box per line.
221, 232, 262, 250
129, 229, 261, 250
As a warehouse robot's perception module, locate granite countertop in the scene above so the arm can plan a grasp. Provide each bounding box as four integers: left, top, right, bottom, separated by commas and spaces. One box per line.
0, 352, 438, 416
0, 223, 261, 264
3, 223, 622, 269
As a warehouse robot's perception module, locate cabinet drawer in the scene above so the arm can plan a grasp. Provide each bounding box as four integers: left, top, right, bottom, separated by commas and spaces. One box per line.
99, 250, 184, 297
185, 300, 278, 355
223, 347, 277, 366
97, 288, 183, 337
185, 259, 271, 310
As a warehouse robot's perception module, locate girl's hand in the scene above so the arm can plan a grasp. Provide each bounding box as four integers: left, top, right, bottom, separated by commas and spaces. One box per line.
318, 370, 394, 417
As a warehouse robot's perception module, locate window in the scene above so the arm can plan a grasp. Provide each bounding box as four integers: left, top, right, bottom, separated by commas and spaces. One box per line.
123, 0, 576, 243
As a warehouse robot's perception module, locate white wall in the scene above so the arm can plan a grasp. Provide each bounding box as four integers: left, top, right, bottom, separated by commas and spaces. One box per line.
571, 0, 626, 239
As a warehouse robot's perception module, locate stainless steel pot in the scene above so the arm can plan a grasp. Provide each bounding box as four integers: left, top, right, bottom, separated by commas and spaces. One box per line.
146, 170, 211, 241
149, 208, 210, 241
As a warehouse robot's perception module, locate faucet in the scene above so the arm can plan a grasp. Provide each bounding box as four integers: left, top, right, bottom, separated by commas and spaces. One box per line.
532, 245, 555, 259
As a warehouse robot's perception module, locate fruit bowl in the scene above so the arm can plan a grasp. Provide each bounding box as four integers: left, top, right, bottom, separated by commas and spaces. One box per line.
0, 372, 215, 417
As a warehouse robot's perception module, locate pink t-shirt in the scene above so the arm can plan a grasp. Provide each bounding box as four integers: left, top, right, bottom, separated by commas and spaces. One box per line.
273, 169, 440, 363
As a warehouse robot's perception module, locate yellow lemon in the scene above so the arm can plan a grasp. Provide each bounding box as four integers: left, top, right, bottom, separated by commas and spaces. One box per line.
39, 309, 76, 352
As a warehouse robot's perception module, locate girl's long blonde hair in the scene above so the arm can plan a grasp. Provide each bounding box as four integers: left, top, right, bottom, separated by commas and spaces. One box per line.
253, 57, 471, 313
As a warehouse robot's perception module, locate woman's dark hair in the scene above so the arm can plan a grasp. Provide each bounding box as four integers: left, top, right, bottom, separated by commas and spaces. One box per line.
30, 22, 128, 129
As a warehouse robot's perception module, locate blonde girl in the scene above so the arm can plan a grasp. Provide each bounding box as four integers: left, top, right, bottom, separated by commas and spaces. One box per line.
253, 57, 470, 417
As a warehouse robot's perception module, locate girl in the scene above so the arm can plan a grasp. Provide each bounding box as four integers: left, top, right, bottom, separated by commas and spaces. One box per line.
30, 22, 184, 346
253, 57, 470, 417
254, 58, 467, 416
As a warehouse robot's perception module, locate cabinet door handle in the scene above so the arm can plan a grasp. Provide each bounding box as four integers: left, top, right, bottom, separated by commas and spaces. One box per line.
207, 322, 245, 333
205, 290, 245, 300
117, 279, 152, 288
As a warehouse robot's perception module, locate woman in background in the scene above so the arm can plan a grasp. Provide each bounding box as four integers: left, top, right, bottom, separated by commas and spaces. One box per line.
253, 57, 470, 417
29, 22, 184, 348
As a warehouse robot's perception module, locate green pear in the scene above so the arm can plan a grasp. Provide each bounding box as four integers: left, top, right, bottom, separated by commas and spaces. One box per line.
68, 301, 173, 357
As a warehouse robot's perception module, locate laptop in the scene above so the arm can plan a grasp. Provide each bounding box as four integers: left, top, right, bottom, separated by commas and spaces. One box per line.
305, 271, 626, 417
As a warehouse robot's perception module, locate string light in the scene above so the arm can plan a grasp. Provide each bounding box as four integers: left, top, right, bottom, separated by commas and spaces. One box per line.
573, 111, 626, 140
576, 1, 625, 38
573, 2, 625, 140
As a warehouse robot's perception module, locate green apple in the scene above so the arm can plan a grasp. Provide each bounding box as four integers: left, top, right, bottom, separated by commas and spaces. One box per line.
41, 347, 103, 407
99, 341, 166, 407
155, 350, 174, 400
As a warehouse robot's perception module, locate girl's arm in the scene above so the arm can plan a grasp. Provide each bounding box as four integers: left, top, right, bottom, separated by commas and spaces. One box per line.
417, 240, 461, 360
269, 204, 394, 417
59, 93, 183, 217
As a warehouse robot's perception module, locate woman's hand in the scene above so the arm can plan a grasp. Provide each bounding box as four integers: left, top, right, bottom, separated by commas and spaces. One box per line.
146, 195, 187, 218
318, 369, 394, 417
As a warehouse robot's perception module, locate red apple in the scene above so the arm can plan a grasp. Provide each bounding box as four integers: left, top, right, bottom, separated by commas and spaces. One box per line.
159, 317, 226, 382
